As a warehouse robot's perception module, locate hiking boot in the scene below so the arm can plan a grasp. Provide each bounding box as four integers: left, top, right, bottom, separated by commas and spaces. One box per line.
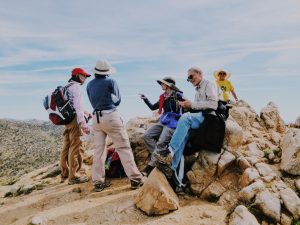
130, 178, 144, 190
142, 165, 154, 177
153, 149, 173, 165
68, 176, 89, 185
93, 180, 111, 192
60, 176, 68, 183
156, 161, 173, 179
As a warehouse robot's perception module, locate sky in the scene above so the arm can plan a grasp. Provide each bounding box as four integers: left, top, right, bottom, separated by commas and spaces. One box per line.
0, 0, 299, 124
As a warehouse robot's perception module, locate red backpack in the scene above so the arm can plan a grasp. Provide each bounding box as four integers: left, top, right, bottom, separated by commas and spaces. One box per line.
105, 147, 125, 178
43, 84, 76, 125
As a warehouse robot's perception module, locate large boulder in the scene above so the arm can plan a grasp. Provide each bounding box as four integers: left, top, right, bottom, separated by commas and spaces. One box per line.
134, 168, 179, 215
229, 205, 259, 225
186, 150, 222, 195
260, 102, 286, 133
224, 119, 243, 150
280, 129, 300, 175
230, 100, 257, 128
295, 116, 300, 127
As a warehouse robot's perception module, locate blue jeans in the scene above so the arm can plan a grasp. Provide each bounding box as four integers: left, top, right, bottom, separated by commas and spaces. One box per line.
170, 112, 205, 170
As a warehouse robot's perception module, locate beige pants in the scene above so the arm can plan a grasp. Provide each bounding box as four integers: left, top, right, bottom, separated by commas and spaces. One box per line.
60, 117, 82, 181
92, 111, 142, 184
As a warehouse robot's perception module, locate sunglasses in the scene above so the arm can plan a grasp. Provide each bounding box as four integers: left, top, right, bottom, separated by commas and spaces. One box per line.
187, 74, 194, 82
219, 72, 226, 75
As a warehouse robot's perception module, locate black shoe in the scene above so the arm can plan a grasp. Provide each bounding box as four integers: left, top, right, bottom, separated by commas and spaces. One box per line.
156, 162, 173, 179
93, 180, 111, 192
130, 179, 144, 190
153, 149, 173, 165
142, 165, 154, 177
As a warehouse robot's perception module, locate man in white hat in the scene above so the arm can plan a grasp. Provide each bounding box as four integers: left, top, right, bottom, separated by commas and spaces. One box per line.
154, 67, 218, 178
87, 60, 144, 192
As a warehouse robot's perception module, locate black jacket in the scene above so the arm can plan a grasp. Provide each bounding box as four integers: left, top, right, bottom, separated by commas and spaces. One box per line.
184, 114, 226, 154
143, 92, 184, 114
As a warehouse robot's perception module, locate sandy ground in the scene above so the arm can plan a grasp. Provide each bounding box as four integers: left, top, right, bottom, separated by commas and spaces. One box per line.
0, 174, 227, 225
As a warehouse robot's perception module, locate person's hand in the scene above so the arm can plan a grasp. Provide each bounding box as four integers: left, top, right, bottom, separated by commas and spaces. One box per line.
179, 100, 192, 109
87, 113, 93, 120
80, 122, 90, 135
139, 93, 147, 100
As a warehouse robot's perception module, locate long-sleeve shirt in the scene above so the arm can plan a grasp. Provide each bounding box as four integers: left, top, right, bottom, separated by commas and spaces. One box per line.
87, 76, 121, 111
67, 81, 86, 125
191, 79, 218, 111
143, 92, 183, 114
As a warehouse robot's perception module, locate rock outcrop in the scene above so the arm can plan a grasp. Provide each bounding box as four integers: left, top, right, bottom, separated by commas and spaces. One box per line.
134, 168, 179, 215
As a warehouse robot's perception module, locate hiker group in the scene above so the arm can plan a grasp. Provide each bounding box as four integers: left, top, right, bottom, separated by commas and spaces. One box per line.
51, 60, 238, 192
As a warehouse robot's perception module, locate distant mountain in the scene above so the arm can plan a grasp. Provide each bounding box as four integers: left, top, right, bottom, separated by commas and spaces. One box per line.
0, 119, 63, 179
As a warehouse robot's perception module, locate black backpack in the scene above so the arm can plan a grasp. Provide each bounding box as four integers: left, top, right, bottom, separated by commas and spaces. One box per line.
43, 84, 76, 125
184, 100, 230, 154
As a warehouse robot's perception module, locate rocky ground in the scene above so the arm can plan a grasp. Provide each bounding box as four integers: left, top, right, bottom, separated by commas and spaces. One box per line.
0, 100, 300, 225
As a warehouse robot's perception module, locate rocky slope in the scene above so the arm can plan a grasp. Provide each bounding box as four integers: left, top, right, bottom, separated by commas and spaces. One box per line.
0, 119, 63, 184
0, 100, 300, 225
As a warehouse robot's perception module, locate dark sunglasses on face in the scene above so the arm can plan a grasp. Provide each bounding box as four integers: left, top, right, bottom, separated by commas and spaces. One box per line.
187, 74, 194, 82
219, 72, 226, 75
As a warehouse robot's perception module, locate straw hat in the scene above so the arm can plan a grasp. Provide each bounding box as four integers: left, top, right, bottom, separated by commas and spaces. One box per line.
214, 70, 231, 80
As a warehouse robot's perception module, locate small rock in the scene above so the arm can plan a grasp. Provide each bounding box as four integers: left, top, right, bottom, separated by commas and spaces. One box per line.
72, 187, 82, 193
295, 179, 300, 192
22, 184, 35, 195
31, 215, 46, 225
41, 166, 61, 179
281, 213, 292, 225
202, 211, 213, 218
229, 205, 259, 225
255, 190, 281, 222
237, 156, 252, 171
280, 188, 300, 219
239, 180, 265, 202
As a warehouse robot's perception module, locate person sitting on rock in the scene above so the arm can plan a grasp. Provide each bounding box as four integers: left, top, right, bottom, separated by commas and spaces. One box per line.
214, 69, 238, 102
154, 67, 218, 178
139, 77, 184, 176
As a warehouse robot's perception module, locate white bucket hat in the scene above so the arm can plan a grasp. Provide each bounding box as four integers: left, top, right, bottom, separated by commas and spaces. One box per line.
94, 60, 116, 75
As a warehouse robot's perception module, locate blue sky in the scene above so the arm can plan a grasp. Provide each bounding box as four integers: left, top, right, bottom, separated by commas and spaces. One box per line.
0, 0, 299, 123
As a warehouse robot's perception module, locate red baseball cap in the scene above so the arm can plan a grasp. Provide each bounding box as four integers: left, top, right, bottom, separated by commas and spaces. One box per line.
71, 68, 91, 77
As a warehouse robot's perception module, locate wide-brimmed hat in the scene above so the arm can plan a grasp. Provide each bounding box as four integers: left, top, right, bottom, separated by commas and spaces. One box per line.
94, 60, 116, 75
71, 68, 91, 77
157, 76, 183, 93
214, 70, 231, 80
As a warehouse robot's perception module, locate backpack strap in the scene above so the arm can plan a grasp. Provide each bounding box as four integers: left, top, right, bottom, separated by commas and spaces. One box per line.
65, 82, 74, 89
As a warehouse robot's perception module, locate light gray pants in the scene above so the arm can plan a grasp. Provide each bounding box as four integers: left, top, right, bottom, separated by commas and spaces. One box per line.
92, 111, 143, 184
143, 123, 175, 167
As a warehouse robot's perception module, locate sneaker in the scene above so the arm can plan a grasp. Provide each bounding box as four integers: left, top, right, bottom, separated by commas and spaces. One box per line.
93, 180, 111, 192
130, 179, 144, 190
153, 149, 173, 165
142, 165, 154, 177
68, 176, 89, 185
156, 161, 173, 179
